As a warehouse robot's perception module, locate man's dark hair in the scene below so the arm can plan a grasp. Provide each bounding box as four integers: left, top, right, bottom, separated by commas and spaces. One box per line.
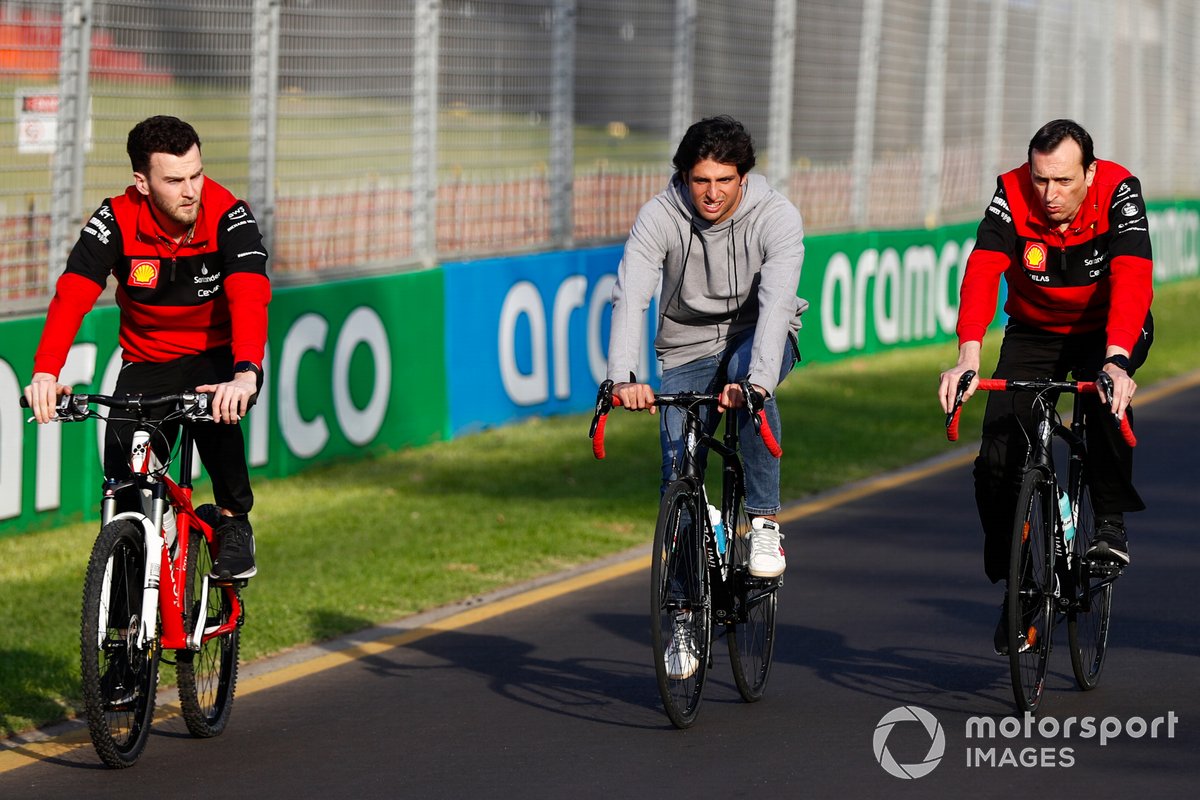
127, 116, 202, 175
1028, 119, 1095, 170
672, 115, 756, 177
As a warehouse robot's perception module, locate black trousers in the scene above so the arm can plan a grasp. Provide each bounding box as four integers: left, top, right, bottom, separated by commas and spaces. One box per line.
974, 316, 1153, 583
104, 347, 254, 515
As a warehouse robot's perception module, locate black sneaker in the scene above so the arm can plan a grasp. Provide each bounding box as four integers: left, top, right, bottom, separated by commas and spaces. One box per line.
1086, 522, 1130, 566
210, 516, 257, 580
993, 592, 1040, 656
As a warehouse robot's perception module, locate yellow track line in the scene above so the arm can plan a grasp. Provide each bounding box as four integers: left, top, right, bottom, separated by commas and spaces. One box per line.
5, 368, 1198, 772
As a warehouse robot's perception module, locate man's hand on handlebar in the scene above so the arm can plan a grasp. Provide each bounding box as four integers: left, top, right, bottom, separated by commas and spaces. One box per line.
196, 371, 259, 424
23, 372, 71, 425
1099, 354, 1137, 420
612, 381, 657, 414
718, 382, 766, 412
938, 341, 982, 414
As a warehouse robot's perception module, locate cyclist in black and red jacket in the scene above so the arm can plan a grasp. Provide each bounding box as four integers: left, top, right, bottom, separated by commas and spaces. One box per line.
937, 119, 1154, 654
23, 116, 271, 581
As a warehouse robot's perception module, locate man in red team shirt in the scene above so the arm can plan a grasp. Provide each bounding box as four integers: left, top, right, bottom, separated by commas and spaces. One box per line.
24, 116, 271, 581
937, 119, 1153, 654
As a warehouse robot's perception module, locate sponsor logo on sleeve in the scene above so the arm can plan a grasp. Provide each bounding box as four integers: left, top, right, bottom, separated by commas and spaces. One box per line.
84, 215, 112, 244
129, 259, 160, 288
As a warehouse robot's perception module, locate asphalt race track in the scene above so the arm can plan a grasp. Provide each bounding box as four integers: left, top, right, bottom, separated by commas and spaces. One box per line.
3, 376, 1198, 798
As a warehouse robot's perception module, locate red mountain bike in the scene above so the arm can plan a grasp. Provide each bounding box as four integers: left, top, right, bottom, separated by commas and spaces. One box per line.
23, 391, 245, 768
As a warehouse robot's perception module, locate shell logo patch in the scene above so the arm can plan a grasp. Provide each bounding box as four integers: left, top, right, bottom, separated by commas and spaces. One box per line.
129, 259, 160, 288
1023, 242, 1047, 272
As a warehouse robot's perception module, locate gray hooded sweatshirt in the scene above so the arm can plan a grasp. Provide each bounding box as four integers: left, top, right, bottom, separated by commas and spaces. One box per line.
607, 172, 807, 394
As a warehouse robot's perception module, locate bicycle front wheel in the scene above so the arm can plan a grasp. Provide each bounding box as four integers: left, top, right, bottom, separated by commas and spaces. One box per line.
650, 480, 711, 729
177, 517, 240, 738
1008, 470, 1055, 714
726, 478, 777, 702
80, 519, 160, 768
1067, 469, 1113, 690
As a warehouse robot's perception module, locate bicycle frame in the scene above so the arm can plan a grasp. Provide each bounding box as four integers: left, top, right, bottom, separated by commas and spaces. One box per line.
672, 398, 750, 622
99, 412, 243, 654
633, 388, 781, 623
948, 372, 1130, 609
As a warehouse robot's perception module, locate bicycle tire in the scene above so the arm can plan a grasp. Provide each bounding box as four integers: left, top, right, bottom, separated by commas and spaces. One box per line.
650, 480, 711, 729
79, 519, 161, 768
1008, 469, 1054, 714
725, 474, 777, 702
177, 515, 240, 738
1067, 466, 1113, 690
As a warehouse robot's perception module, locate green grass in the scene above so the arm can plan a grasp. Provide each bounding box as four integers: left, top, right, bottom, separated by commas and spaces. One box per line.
2, 278, 1199, 737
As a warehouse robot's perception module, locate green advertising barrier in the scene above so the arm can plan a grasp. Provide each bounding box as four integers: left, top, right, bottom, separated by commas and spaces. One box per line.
0, 269, 446, 537
797, 221, 980, 364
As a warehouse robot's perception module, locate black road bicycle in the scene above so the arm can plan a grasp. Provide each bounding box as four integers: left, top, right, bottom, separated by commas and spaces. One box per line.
947, 370, 1136, 713
590, 379, 783, 728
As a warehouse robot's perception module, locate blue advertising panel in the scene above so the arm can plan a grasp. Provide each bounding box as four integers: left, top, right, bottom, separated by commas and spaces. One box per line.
443, 245, 657, 436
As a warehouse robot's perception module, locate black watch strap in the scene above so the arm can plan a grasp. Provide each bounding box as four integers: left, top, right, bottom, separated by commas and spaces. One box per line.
233, 360, 264, 390
1103, 354, 1131, 373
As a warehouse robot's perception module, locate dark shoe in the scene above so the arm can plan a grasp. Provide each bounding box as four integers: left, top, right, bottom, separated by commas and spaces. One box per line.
1086, 523, 1130, 565
993, 591, 1040, 656
210, 516, 257, 580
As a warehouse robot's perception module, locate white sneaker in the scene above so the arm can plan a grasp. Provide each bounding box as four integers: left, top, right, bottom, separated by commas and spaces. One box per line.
664, 611, 699, 680
749, 517, 786, 578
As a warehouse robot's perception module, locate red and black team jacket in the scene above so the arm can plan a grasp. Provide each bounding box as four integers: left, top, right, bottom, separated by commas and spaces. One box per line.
34, 177, 272, 377
956, 159, 1154, 355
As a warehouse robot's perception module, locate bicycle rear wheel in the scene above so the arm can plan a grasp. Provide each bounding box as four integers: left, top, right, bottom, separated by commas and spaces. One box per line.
177, 513, 240, 738
80, 519, 160, 768
1008, 470, 1054, 714
1067, 468, 1113, 690
650, 480, 711, 729
725, 476, 777, 702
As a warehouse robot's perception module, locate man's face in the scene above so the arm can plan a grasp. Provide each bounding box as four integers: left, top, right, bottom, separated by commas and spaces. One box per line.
1029, 139, 1096, 229
686, 158, 744, 225
134, 144, 204, 237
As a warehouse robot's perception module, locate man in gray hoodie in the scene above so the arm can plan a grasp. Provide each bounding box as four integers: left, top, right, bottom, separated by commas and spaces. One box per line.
607, 116, 807, 587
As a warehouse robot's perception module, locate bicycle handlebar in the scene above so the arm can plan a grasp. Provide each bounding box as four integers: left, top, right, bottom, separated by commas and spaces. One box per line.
945, 370, 1136, 447
588, 379, 782, 460
20, 390, 214, 423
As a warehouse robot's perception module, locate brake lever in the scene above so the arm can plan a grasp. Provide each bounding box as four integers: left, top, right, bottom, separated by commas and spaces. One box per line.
589, 379, 614, 439
1094, 371, 1115, 409
945, 370, 977, 430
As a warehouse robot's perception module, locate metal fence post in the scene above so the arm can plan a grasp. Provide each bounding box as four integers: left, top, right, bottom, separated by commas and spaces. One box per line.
981, 0, 1007, 198
1096, 0, 1115, 152
670, 0, 696, 148
48, 0, 93, 289
413, 0, 439, 268
550, 0, 575, 247
850, 0, 882, 228
1160, 0, 1177, 193
766, 0, 795, 196
1031, 0, 1050, 130
249, 0, 280, 254
921, 0, 948, 228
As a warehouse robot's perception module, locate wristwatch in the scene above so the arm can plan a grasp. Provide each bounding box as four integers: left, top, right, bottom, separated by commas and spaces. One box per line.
233, 361, 264, 391
1103, 354, 1131, 373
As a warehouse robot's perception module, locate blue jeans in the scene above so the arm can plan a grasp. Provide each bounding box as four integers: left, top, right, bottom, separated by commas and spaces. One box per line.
659, 330, 798, 516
